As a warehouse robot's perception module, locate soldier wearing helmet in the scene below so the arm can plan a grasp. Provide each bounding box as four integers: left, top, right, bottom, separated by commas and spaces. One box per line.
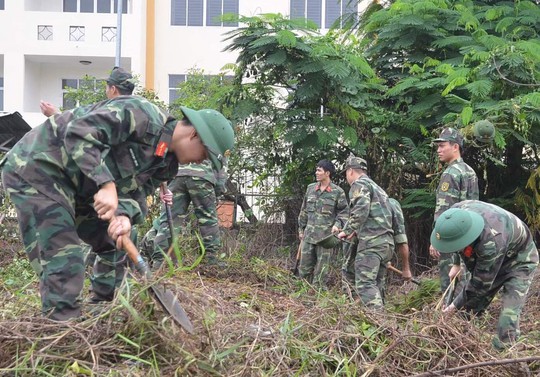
432, 200, 538, 350
430, 127, 479, 302
1, 96, 234, 321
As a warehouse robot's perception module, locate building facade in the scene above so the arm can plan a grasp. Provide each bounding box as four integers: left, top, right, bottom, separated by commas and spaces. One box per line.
0, 0, 365, 127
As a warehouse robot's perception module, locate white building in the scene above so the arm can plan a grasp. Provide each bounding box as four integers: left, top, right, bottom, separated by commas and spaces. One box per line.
0, 0, 366, 127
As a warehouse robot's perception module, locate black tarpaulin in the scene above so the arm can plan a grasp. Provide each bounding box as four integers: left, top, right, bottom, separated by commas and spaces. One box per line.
0, 112, 31, 152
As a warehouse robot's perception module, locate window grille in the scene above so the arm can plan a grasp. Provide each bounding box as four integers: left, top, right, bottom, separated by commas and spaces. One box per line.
38, 25, 53, 41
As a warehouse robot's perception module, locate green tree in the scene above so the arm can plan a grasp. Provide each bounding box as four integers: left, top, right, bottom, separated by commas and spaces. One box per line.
224, 14, 389, 229
63, 73, 167, 109
354, 0, 540, 255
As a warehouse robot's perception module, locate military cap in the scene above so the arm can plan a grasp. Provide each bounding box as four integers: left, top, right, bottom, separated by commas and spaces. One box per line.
473, 120, 495, 143
180, 106, 235, 170
107, 67, 135, 92
430, 208, 484, 253
433, 127, 463, 147
344, 154, 368, 171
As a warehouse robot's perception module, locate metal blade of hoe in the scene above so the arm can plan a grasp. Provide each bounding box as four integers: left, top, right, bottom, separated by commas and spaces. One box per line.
121, 233, 194, 334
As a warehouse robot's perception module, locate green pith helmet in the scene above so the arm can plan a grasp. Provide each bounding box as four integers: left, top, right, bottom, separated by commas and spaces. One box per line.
473, 120, 495, 143
317, 233, 341, 248
430, 208, 485, 253
180, 106, 235, 170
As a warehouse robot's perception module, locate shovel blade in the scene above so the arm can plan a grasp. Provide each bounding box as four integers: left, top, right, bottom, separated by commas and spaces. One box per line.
151, 284, 194, 334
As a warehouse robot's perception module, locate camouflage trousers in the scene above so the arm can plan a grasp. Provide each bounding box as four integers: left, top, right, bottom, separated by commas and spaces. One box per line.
439, 254, 470, 301
298, 241, 333, 289
148, 175, 220, 264
1, 167, 124, 320
343, 241, 393, 310
467, 243, 538, 348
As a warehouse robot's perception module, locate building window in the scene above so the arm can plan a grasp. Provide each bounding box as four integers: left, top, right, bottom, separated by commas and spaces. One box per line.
171, 0, 203, 26
38, 25, 53, 41
168, 74, 187, 103
0, 77, 4, 112
0, 0, 4, 10
81, 0, 94, 12
290, 0, 322, 28
64, 0, 127, 13
97, 0, 111, 12
102, 27, 117, 42
171, 0, 238, 27
62, 78, 104, 109
64, 0, 77, 12
206, 0, 238, 27
325, 0, 357, 28
69, 26, 85, 41
62, 79, 78, 109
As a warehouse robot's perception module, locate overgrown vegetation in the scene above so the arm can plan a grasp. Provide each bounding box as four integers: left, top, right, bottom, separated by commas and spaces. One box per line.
0, 226, 539, 376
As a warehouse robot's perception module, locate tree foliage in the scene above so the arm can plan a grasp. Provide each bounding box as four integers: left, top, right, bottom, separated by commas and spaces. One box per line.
222, 1, 540, 257
358, 0, 540, 236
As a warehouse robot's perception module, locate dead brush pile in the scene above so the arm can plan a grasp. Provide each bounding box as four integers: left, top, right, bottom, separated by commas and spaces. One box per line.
0, 224, 539, 376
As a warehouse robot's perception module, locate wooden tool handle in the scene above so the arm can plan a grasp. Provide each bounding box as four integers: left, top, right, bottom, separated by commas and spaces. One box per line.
121, 234, 151, 278
387, 264, 421, 285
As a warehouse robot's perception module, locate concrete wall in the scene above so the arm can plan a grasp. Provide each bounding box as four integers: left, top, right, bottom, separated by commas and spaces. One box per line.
0, 0, 139, 123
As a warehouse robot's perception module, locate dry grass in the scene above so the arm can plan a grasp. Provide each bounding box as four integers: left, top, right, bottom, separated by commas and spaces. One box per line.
0, 224, 539, 376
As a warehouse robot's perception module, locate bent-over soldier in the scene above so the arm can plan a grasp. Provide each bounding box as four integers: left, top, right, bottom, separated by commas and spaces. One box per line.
146, 155, 228, 268
1, 97, 234, 321
432, 200, 538, 350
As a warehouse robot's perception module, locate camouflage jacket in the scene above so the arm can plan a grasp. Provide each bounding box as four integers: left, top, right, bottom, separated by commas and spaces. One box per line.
2, 96, 178, 224
389, 198, 407, 245
451, 200, 539, 310
298, 182, 349, 245
434, 157, 478, 220
176, 158, 228, 196
342, 175, 394, 249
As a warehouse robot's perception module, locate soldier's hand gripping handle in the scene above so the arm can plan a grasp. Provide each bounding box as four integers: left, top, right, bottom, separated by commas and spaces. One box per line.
94, 181, 118, 220
109, 216, 151, 278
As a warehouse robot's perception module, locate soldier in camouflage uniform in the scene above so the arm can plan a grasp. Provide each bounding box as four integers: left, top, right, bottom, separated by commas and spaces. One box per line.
40, 67, 135, 117
388, 198, 412, 281
337, 155, 394, 309
431, 200, 539, 349
0, 97, 234, 321
145, 157, 228, 268
342, 199, 412, 291
430, 127, 478, 301
298, 160, 349, 288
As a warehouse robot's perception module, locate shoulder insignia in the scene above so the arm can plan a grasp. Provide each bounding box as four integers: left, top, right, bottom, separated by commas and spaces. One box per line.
440, 182, 449, 192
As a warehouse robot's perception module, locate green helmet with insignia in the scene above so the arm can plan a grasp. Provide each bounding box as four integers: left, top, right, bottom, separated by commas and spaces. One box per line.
473, 120, 495, 143
180, 106, 235, 170
430, 208, 484, 253
316, 233, 341, 248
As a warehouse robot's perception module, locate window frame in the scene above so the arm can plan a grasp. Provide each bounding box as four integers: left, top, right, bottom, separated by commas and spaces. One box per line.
0, 77, 4, 112
168, 74, 187, 103
64, 0, 127, 14
171, 0, 238, 27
